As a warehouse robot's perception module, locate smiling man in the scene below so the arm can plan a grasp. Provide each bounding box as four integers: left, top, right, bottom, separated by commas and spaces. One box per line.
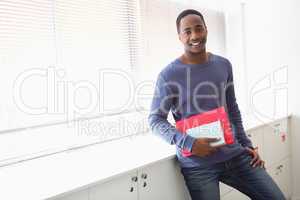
148, 9, 285, 200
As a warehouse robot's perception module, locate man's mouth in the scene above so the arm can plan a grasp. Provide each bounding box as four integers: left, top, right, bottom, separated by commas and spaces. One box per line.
191, 42, 201, 46
190, 40, 205, 47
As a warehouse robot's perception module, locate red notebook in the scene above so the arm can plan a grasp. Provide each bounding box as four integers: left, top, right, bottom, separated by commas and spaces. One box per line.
175, 106, 234, 157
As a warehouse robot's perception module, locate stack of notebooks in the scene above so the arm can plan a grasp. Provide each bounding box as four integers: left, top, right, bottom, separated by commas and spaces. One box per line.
176, 106, 234, 157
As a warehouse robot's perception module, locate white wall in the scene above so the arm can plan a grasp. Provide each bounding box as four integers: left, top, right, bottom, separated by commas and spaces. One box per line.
286, 0, 300, 199
223, 2, 248, 116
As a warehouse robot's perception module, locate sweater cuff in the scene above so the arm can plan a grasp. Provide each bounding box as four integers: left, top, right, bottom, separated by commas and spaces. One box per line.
183, 134, 196, 152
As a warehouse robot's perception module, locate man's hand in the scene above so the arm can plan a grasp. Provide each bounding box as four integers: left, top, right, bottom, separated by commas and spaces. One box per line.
191, 138, 223, 157
246, 147, 265, 168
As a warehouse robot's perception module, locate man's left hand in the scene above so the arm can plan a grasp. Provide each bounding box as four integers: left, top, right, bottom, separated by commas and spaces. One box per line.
246, 147, 265, 169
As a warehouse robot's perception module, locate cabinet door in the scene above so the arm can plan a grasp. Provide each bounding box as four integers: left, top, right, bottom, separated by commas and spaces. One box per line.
263, 119, 290, 167
220, 182, 233, 197
268, 157, 291, 199
52, 190, 88, 200
138, 159, 190, 200
221, 188, 250, 200
89, 171, 138, 200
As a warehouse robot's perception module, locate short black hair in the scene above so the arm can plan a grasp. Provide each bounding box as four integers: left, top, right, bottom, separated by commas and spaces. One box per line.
176, 9, 206, 34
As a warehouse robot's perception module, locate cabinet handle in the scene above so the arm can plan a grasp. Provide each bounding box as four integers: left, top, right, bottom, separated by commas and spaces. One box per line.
279, 164, 283, 170
247, 134, 252, 137
276, 164, 283, 170
143, 182, 147, 187
131, 176, 138, 182
274, 123, 280, 128
130, 187, 134, 192
276, 164, 284, 174
141, 173, 147, 179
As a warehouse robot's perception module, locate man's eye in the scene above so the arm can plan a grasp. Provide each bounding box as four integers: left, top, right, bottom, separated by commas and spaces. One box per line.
184, 30, 191, 35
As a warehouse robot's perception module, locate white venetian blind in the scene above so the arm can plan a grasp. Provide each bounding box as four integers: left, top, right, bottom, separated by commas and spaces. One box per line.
53, 0, 141, 117
0, 0, 56, 131
0, 0, 140, 132
0, 0, 142, 167
55, 0, 140, 71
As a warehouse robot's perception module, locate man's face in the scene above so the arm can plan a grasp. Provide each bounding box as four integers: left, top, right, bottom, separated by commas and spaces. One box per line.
178, 14, 207, 54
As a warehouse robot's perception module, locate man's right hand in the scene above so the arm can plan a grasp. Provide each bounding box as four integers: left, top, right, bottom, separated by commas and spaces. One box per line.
191, 138, 222, 157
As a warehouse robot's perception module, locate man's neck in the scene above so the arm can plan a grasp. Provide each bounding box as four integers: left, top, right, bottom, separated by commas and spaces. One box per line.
180, 52, 209, 65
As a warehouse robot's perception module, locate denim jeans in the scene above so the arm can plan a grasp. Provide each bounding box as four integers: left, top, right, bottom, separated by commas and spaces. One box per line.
181, 151, 285, 200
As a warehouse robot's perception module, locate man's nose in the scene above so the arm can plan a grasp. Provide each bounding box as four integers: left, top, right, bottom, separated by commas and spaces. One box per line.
191, 31, 200, 41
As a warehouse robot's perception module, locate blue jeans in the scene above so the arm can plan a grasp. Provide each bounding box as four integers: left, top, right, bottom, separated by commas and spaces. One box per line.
181, 151, 285, 200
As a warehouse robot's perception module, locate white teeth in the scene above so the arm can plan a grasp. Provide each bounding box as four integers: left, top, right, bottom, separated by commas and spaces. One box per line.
191, 42, 200, 46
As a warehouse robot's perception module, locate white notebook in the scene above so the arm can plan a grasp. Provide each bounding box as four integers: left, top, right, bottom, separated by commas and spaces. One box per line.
186, 120, 225, 147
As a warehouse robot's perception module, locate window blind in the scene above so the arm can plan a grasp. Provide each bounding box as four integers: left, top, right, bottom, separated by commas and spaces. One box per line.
0, 0, 140, 132
0, 0, 142, 167
0, 0, 56, 131
55, 0, 140, 71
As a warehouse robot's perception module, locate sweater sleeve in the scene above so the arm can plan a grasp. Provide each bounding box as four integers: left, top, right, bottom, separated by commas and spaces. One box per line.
148, 73, 195, 152
226, 62, 253, 148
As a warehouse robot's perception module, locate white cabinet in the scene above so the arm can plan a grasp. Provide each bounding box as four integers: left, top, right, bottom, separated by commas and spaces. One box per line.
221, 188, 250, 200
52, 160, 189, 200
268, 157, 292, 199
89, 172, 139, 200
138, 159, 190, 200
263, 119, 290, 167
51, 190, 88, 200
220, 182, 233, 196
87, 159, 190, 200
55, 172, 139, 200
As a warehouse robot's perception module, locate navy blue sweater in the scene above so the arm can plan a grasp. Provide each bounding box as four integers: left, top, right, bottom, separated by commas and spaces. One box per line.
148, 53, 253, 168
